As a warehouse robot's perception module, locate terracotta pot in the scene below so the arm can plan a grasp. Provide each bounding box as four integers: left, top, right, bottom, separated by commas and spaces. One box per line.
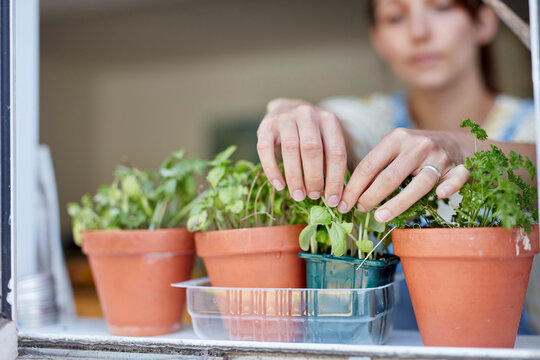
195, 224, 306, 341
393, 226, 539, 348
195, 224, 306, 288
82, 228, 195, 337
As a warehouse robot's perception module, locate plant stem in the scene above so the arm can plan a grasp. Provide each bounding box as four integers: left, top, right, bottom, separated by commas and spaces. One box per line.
170, 191, 206, 225
253, 179, 268, 227
244, 168, 262, 227
269, 186, 275, 227
357, 227, 395, 270
322, 197, 338, 219
149, 199, 168, 230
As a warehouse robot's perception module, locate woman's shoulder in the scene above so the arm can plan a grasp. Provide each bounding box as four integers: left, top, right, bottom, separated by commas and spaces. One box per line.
318, 93, 408, 161
319, 93, 398, 118
318, 92, 411, 127
485, 94, 535, 143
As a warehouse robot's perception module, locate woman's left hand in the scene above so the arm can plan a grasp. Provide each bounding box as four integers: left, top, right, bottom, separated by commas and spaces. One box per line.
337, 128, 471, 223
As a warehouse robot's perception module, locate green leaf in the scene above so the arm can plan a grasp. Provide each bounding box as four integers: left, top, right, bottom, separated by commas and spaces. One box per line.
218, 187, 233, 204
354, 210, 367, 224
357, 239, 374, 253
308, 206, 331, 225
108, 185, 122, 205
164, 179, 177, 196
170, 149, 185, 160
67, 203, 81, 217
299, 224, 316, 251
339, 222, 353, 234
525, 156, 536, 181
192, 159, 207, 175
234, 160, 254, 173
226, 200, 244, 214
184, 176, 196, 197
316, 228, 330, 245
368, 212, 386, 232
274, 197, 284, 217
121, 175, 142, 199
187, 210, 208, 231
81, 194, 93, 208
460, 118, 487, 140
160, 162, 190, 179
209, 145, 237, 166
207, 166, 226, 188
72, 219, 84, 246
328, 222, 347, 257
231, 185, 245, 200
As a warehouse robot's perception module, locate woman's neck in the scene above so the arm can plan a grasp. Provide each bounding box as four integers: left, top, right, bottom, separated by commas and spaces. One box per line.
407, 68, 496, 132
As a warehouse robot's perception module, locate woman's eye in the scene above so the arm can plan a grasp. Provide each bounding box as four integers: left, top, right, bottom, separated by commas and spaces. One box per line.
433, 0, 455, 11
381, 11, 405, 24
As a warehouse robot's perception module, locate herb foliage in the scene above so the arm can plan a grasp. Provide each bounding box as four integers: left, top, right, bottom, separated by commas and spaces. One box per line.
393, 119, 538, 233
67, 149, 205, 245
186, 146, 307, 231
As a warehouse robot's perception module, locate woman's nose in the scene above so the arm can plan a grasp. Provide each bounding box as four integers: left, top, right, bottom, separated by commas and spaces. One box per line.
408, 13, 430, 42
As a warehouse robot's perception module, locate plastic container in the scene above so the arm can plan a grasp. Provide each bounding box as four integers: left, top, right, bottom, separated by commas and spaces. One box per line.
299, 253, 400, 289
298, 253, 400, 343
172, 277, 399, 344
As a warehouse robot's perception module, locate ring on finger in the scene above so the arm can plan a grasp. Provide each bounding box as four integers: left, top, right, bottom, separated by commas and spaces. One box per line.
420, 164, 441, 183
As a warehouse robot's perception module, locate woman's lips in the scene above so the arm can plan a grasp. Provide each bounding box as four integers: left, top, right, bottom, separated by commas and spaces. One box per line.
410, 54, 441, 67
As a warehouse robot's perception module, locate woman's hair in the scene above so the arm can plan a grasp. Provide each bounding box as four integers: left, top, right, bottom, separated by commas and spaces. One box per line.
367, 0, 498, 93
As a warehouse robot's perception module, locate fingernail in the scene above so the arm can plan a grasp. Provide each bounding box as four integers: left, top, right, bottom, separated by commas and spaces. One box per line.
272, 180, 285, 191
338, 201, 348, 213
375, 209, 391, 223
327, 195, 339, 207
308, 191, 321, 200
357, 203, 366, 212
292, 189, 306, 201
439, 185, 452, 197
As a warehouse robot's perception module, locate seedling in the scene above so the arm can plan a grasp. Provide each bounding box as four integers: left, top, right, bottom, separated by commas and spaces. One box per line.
68, 149, 205, 245
187, 146, 307, 231
298, 198, 389, 260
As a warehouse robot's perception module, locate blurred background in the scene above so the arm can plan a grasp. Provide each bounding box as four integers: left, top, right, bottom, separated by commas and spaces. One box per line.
39, 0, 532, 317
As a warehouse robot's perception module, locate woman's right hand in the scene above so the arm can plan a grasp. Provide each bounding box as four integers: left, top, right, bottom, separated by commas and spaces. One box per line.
256, 98, 347, 206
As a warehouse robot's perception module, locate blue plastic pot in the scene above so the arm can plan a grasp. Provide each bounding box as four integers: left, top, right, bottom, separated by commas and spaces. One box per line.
298, 252, 400, 344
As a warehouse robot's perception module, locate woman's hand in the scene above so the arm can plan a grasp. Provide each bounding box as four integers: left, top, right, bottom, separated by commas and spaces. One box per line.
338, 128, 471, 223
256, 98, 347, 206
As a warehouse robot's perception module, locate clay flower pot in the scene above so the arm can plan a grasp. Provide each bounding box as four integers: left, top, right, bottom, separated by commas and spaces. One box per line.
82, 228, 195, 337
195, 224, 306, 288
393, 226, 539, 348
195, 224, 306, 341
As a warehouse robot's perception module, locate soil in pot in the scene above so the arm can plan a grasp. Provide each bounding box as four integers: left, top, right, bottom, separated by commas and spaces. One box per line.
299, 253, 399, 344
195, 224, 305, 342
393, 226, 539, 348
82, 228, 195, 337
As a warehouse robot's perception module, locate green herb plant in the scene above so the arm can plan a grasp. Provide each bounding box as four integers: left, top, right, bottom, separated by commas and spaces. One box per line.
68, 149, 205, 245
393, 119, 538, 233
187, 146, 307, 232
297, 198, 390, 260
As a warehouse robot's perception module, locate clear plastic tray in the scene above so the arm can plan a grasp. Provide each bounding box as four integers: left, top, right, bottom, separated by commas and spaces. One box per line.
172, 277, 399, 344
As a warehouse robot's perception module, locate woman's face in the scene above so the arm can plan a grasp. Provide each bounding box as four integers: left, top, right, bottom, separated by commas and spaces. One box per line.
370, 0, 497, 91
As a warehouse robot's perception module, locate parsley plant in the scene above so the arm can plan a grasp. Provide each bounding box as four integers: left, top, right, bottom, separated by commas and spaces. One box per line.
392, 119, 538, 233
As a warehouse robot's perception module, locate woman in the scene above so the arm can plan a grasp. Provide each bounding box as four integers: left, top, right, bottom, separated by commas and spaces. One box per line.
257, 0, 535, 223
256, 0, 537, 331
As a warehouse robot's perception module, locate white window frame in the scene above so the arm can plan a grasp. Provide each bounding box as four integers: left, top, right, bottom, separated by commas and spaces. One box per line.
0, 0, 17, 359
5, 0, 540, 359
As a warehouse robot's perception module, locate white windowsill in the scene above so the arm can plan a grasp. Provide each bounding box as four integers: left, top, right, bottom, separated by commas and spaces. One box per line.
0, 319, 17, 359
17, 317, 540, 359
